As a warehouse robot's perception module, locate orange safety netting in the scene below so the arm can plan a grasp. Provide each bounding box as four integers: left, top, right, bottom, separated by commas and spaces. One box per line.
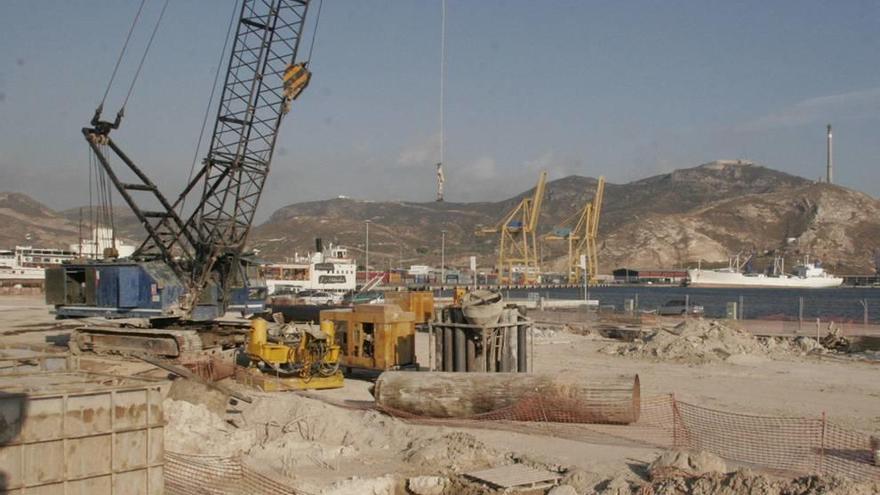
377, 394, 880, 482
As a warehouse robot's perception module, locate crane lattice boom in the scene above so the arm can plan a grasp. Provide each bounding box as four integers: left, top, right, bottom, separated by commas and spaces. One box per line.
83, 0, 313, 318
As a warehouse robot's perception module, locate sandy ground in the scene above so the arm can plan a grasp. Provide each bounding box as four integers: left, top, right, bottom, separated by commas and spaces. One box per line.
2, 294, 879, 494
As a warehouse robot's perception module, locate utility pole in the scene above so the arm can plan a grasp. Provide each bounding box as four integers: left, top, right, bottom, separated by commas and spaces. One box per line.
365, 220, 371, 284
826, 124, 833, 184
441, 230, 447, 287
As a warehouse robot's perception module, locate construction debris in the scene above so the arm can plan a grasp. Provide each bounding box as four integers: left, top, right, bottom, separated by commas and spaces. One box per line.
600, 318, 842, 364
648, 450, 729, 480
821, 322, 851, 352
463, 463, 562, 490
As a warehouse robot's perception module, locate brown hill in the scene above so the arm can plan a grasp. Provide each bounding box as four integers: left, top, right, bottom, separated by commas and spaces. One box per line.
0, 192, 79, 248
4, 161, 879, 273
250, 161, 878, 273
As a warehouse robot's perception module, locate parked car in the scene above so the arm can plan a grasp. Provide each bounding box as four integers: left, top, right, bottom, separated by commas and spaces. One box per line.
296, 290, 343, 305
343, 290, 385, 305
658, 299, 704, 316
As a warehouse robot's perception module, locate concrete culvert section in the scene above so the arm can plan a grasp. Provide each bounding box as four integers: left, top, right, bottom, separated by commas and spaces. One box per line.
372, 371, 641, 424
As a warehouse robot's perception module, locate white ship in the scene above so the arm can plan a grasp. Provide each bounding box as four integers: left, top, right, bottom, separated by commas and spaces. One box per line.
1, 228, 136, 284
0, 246, 78, 282
687, 255, 843, 289
263, 241, 356, 295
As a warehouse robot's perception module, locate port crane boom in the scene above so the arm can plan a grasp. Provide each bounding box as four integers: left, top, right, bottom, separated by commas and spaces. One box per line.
478, 171, 547, 285
544, 176, 605, 284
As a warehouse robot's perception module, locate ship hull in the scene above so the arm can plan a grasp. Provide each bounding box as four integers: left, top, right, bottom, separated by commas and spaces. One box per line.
687, 269, 843, 289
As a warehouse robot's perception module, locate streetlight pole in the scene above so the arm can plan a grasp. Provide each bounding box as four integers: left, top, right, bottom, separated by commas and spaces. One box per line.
365, 220, 371, 284
441, 230, 447, 287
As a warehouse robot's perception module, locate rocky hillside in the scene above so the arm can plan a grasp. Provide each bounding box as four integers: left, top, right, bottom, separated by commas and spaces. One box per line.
250, 161, 879, 273
4, 161, 879, 273
0, 193, 80, 248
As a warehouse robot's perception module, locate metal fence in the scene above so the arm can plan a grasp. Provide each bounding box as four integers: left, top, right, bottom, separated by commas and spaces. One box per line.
510, 287, 880, 325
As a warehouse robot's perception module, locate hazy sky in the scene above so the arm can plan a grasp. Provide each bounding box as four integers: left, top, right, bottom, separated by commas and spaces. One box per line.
1, 1, 879, 220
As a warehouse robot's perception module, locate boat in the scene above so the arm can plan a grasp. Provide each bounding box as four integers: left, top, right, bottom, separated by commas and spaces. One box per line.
0, 246, 78, 282
687, 255, 843, 289
263, 240, 357, 295
1, 228, 136, 285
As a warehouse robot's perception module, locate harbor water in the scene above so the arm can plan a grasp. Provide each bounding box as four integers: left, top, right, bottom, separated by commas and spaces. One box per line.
500, 286, 880, 323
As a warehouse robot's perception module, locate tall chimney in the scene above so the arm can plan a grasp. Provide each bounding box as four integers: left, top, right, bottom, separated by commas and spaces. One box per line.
315, 237, 323, 253
826, 124, 833, 184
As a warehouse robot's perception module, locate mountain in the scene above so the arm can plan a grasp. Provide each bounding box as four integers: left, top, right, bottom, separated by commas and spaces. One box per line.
250, 161, 879, 273
4, 160, 879, 273
0, 192, 80, 248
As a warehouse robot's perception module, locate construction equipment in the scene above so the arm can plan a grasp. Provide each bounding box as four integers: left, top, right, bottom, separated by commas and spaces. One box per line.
384, 290, 435, 324
46, 1, 318, 361
320, 304, 418, 372
240, 316, 344, 391
544, 176, 605, 284
477, 171, 547, 284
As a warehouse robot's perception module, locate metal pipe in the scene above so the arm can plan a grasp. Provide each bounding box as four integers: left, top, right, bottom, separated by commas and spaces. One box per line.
465, 326, 476, 372
517, 314, 528, 373
826, 124, 833, 184
452, 308, 466, 372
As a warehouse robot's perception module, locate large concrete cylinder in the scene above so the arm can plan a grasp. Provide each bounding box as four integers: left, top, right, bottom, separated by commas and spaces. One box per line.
373, 371, 640, 424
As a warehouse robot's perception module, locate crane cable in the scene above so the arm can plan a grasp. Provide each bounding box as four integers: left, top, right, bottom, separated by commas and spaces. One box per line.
305, 0, 324, 64
179, 0, 242, 216
122, 0, 171, 110
100, 0, 148, 107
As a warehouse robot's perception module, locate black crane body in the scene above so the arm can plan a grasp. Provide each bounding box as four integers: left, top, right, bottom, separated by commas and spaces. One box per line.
46, 0, 314, 358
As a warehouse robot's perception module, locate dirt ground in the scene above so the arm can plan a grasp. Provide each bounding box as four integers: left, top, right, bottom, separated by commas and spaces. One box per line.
2, 294, 879, 494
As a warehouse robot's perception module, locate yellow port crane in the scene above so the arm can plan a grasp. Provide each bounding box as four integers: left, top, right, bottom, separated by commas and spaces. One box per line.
478, 171, 547, 284
544, 176, 605, 284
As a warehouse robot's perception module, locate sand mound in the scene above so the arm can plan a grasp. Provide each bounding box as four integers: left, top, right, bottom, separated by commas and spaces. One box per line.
403, 432, 501, 472
601, 319, 807, 364
321, 474, 399, 495
163, 399, 258, 456
243, 394, 419, 476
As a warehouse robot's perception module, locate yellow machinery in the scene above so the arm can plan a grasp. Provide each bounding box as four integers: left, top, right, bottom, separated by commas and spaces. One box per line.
452, 287, 468, 305
320, 304, 417, 372
477, 170, 547, 284
384, 291, 435, 324
242, 316, 344, 390
544, 176, 605, 284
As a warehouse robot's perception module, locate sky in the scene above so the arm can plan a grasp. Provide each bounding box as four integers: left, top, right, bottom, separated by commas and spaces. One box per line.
1, 0, 879, 221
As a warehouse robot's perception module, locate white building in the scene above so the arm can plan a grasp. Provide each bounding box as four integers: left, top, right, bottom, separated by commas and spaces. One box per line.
70, 227, 136, 259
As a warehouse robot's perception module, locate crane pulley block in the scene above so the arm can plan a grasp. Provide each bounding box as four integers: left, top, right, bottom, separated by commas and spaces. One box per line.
282, 62, 311, 114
